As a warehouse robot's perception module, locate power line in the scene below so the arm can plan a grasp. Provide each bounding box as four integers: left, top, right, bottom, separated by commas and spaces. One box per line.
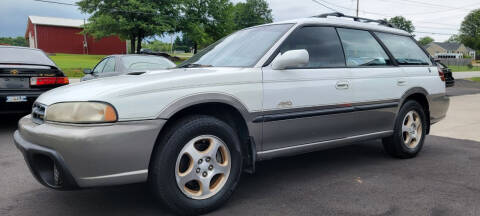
415, 25, 459, 31
311, 0, 340, 13
396, 0, 475, 11
414, 31, 455, 36
33, 0, 463, 37
33, 0, 75, 6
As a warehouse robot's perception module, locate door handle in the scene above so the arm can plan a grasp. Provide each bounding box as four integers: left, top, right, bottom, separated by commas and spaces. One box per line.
336, 81, 349, 90
397, 79, 407, 86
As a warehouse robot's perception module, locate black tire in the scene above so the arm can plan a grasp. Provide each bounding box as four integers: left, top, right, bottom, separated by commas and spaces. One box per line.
383, 100, 428, 159
149, 115, 243, 215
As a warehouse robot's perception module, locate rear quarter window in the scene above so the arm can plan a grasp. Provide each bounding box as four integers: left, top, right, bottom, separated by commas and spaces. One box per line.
375, 32, 432, 66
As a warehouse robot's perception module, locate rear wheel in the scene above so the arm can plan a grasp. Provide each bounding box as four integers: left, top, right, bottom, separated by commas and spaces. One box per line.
149, 115, 242, 215
383, 100, 427, 159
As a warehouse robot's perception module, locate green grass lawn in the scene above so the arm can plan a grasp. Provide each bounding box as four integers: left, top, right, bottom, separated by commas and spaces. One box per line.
49, 53, 190, 77
447, 65, 480, 72
49, 53, 106, 77
468, 77, 480, 82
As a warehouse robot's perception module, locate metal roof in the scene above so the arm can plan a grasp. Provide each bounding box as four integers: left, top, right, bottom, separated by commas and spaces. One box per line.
427, 42, 475, 52
28, 16, 86, 28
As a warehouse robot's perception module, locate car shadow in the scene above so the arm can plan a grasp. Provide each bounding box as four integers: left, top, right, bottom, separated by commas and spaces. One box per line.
0, 114, 24, 131
6, 139, 399, 216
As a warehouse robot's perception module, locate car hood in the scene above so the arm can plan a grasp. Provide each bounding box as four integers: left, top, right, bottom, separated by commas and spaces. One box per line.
36, 67, 258, 106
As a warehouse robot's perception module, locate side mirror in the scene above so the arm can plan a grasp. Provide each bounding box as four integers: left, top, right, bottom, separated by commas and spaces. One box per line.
272, 49, 309, 70
83, 68, 92, 74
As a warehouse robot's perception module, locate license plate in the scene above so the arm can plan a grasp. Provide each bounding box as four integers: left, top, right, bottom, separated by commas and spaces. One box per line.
6, 96, 27, 103
0, 77, 29, 89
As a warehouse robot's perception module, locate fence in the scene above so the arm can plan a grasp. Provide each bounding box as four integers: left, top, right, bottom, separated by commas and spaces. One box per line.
438, 58, 480, 72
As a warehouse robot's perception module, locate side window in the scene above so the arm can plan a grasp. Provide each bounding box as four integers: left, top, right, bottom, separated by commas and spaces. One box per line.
337, 28, 392, 67
278, 26, 345, 68
93, 59, 107, 73
102, 57, 116, 73
375, 32, 432, 65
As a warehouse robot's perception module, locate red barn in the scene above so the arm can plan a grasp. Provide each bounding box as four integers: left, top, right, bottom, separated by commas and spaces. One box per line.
25, 16, 127, 55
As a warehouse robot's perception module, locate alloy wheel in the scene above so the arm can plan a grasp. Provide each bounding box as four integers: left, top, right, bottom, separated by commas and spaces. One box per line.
175, 135, 231, 200
401, 110, 423, 149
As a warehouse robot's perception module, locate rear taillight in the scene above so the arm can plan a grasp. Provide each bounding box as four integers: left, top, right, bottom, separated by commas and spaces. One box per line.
438, 67, 446, 82
56, 77, 69, 85
30, 77, 69, 86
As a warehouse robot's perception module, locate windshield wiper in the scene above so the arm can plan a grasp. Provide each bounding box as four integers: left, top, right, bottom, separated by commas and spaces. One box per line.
179, 63, 213, 68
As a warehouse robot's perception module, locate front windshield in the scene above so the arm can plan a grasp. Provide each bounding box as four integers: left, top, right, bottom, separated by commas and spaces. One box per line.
178, 24, 294, 68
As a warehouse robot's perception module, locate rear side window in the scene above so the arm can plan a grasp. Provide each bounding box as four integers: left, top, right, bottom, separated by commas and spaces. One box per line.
375, 32, 431, 65
93, 59, 107, 73
337, 28, 392, 67
279, 26, 345, 68
102, 57, 116, 73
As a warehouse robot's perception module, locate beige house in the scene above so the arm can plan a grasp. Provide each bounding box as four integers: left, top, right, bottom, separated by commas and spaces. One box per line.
424, 42, 476, 59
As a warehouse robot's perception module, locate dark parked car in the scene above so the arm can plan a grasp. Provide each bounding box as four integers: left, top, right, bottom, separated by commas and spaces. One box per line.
436, 60, 455, 87
0, 46, 68, 114
81, 54, 176, 81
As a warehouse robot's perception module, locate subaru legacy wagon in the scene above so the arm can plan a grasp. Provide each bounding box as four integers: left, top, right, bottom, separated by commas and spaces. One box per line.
14, 13, 449, 215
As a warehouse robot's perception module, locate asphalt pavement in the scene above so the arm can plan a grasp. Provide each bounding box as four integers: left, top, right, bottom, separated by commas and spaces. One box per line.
2, 82, 480, 216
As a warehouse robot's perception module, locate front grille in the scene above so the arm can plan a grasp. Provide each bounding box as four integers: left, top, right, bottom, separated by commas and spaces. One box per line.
32, 103, 46, 124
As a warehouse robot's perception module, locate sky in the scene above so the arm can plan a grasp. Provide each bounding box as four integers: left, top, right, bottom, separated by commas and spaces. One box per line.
1, 0, 477, 42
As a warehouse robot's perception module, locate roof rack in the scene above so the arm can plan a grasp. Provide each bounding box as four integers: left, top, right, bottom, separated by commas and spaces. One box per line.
312, 12, 395, 28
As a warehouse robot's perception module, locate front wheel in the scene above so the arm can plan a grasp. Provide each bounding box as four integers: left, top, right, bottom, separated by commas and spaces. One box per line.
149, 115, 243, 215
383, 100, 427, 159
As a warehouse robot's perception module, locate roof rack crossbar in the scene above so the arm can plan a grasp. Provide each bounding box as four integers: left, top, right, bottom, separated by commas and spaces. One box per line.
312, 12, 395, 28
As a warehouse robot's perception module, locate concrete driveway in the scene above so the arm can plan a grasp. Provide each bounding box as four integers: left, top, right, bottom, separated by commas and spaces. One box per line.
431, 94, 480, 141
430, 79, 480, 142
453, 72, 480, 79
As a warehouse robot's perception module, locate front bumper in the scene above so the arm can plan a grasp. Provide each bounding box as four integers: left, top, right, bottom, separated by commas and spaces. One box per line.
14, 115, 166, 189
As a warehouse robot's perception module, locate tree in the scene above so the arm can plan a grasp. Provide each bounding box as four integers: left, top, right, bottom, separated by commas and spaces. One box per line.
418, 36, 434, 46
142, 40, 172, 52
459, 9, 480, 50
445, 34, 461, 43
0, 37, 28, 47
234, 0, 273, 29
77, 0, 179, 53
179, 0, 236, 53
388, 16, 415, 34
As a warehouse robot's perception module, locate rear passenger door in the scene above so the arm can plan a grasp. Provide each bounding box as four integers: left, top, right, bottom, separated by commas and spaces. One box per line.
261, 26, 354, 151
337, 28, 405, 134
374, 32, 439, 94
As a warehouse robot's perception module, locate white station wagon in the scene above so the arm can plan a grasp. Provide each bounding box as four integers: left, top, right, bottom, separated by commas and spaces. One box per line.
15, 13, 449, 215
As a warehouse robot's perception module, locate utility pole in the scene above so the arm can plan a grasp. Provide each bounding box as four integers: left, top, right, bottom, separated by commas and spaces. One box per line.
83, 18, 88, 55
356, 0, 359, 17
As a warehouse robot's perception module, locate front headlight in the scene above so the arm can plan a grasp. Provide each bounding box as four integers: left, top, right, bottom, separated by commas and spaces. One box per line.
45, 102, 117, 123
